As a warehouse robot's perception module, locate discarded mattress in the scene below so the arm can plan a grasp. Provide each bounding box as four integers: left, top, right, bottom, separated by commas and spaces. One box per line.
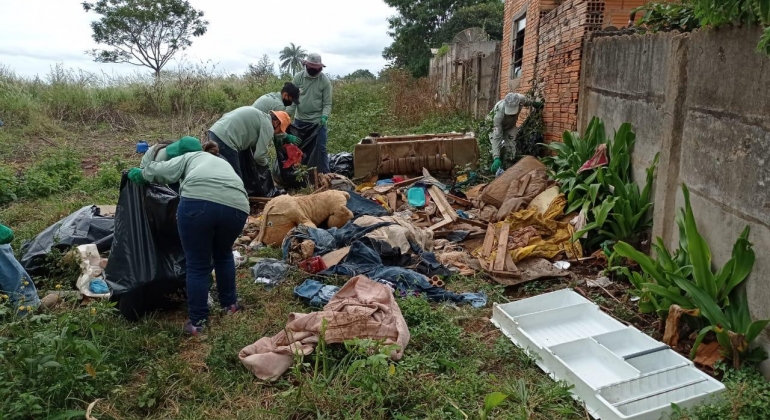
491, 289, 725, 420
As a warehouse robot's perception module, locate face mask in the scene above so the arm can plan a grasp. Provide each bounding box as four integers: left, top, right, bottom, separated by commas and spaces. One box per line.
282, 98, 293, 106
307, 67, 321, 76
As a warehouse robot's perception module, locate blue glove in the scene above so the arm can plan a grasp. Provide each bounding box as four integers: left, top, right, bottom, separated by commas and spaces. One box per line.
320, 115, 328, 127
127, 168, 147, 185
490, 158, 502, 173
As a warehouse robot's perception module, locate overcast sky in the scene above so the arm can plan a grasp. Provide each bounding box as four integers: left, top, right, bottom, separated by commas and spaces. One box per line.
0, 0, 395, 80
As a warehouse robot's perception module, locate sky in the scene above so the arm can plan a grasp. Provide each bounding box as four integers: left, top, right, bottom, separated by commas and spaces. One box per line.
0, 0, 396, 80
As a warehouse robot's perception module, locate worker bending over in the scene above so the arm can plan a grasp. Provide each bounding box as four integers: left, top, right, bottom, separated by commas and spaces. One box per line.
489, 92, 543, 172
207, 107, 291, 178
127, 141, 249, 336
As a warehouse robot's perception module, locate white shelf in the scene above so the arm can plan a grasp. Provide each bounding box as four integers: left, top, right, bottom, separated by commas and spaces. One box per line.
491, 289, 725, 420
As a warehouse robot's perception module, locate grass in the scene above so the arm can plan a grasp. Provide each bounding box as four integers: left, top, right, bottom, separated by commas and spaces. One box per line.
1, 63, 768, 419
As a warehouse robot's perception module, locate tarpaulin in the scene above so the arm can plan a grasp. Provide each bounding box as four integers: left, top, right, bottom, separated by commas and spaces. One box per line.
20, 205, 114, 275
104, 174, 187, 320
328, 152, 354, 179
240, 147, 282, 198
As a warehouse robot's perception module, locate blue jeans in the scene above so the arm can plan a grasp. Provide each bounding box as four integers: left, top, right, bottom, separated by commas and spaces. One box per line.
176, 197, 248, 325
208, 131, 241, 178
0, 244, 41, 316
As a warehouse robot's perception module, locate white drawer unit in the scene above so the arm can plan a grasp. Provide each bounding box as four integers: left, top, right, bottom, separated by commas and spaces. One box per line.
491, 289, 725, 420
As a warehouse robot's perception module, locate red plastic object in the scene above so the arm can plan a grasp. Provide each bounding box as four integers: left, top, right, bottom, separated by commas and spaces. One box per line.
299, 256, 327, 274
282, 144, 304, 169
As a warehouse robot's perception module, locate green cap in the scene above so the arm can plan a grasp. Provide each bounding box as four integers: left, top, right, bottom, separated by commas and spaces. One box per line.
166, 136, 202, 158
0, 223, 14, 245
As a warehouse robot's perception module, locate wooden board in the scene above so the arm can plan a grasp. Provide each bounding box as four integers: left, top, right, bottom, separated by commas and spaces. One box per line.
321, 246, 351, 268
504, 252, 520, 274
387, 191, 397, 212
516, 173, 532, 197
446, 194, 473, 208
481, 225, 496, 258
427, 218, 453, 232
493, 224, 510, 271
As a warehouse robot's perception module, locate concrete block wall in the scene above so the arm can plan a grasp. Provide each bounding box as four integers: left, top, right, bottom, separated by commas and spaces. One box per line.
578, 27, 770, 376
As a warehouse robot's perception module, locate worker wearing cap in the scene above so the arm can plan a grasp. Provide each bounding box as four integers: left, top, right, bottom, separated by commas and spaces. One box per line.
253, 82, 302, 146
489, 93, 543, 172
207, 107, 291, 178
290, 53, 332, 173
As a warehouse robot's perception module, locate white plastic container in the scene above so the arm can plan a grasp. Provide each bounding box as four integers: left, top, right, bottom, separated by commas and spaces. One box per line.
491, 289, 725, 420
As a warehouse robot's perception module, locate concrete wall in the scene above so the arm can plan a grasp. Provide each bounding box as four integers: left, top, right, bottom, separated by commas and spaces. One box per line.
578, 26, 770, 374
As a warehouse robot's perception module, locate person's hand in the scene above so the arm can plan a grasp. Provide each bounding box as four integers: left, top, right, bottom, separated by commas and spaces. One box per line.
285, 134, 301, 145
533, 100, 544, 110
127, 168, 147, 185
0, 223, 14, 245
320, 115, 328, 127
490, 158, 502, 173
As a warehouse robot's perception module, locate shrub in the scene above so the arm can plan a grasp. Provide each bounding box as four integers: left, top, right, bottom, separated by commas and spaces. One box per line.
0, 164, 18, 205
17, 150, 83, 199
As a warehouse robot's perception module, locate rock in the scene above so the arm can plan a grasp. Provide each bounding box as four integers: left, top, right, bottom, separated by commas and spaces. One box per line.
40, 293, 62, 309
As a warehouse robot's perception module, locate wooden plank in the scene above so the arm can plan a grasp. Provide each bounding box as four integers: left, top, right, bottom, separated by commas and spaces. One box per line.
429, 185, 459, 222
455, 217, 488, 229
516, 173, 532, 197
493, 224, 510, 271
427, 218, 453, 232
387, 191, 397, 212
393, 176, 424, 188
481, 224, 496, 258
505, 252, 520, 274
446, 194, 473, 208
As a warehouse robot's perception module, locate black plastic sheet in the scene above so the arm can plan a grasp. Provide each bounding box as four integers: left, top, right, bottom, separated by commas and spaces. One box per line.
240, 147, 283, 198
104, 174, 187, 320
329, 152, 354, 178
20, 205, 114, 275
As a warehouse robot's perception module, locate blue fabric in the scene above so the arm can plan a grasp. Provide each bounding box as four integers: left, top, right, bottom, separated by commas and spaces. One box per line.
89, 279, 110, 294
177, 197, 247, 325
208, 130, 241, 178
376, 179, 395, 186
459, 292, 488, 308
0, 244, 41, 316
282, 221, 391, 260
456, 210, 470, 219
294, 278, 340, 307
346, 192, 390, 218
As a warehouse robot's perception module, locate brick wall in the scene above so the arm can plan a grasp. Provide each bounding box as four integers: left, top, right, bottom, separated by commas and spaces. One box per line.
499, 0, 648, 142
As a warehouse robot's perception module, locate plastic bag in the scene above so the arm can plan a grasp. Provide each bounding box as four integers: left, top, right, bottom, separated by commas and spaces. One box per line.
104, 174, 187, 320
20, 205, 114, 275
239, 147, 282, 198
329, 152, 354, 178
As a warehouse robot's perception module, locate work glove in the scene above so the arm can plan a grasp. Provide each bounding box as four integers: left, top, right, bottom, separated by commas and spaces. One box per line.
0, 223, 13, 245
127, 168, 147, 185
490, 158, 502, 173
533, 100, 544, 110
285, 134, 301, 145
320, 115, 328, 127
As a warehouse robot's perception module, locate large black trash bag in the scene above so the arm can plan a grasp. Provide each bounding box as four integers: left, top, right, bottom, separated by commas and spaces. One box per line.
239, 147, 283, 198
104, 174, 187, 321
20, 205, 114, 275
288, 120, 323, 171
328, 152, 354, 178
273, 144, 308, 189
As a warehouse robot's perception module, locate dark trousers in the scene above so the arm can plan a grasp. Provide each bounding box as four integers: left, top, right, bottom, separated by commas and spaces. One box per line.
176, 197, 247, 325
208, 131, 242, 178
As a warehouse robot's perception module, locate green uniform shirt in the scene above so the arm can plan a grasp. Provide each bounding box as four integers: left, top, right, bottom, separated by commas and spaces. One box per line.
209, 106, 273, 166
291, 70, 332, 123
142, 151, 250, 214
139, 145, 169, 168
253, 92, 286, 114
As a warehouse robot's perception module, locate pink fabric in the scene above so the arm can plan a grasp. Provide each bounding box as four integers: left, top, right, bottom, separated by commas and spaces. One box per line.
578, 143, 609, 173
239, 276, 410, 380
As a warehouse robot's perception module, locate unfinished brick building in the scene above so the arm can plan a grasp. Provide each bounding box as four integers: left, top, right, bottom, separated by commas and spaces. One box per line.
500, 0, 646, 142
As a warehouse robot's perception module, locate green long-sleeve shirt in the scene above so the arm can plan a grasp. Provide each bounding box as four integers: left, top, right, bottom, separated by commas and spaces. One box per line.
209, 106, 273, 166
142, 151, 250, 214
252, 92, 286, 114
139, 145, 169, 168
291, 70, 332, 123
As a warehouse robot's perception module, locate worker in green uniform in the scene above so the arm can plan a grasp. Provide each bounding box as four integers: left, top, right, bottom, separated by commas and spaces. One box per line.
206, 107, 291, 178
253, 82, 301, 114
138, 137, 203, 193
489, 92, 543, 172
126, 146, 249, 336
290, 53, 332, 173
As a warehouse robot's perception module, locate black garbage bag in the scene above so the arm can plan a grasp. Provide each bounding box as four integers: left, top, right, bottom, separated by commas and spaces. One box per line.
288, 120, 324, 171
104, 174, 187, 321
328, 152, 354, 178
20, 205, 114, 275
239, 147, 283, 198
273, 144, 309, 189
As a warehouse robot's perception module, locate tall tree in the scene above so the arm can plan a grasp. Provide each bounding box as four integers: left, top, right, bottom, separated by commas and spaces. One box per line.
248, 54, 276, 78
382, 0, 503, 77
343, 69, 377, 80
82, 0, 208, 79
279, 43, 307, 76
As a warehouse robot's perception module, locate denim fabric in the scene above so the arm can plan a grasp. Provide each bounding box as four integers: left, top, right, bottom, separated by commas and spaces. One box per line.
208, 130, 241, 178
346, 192, 389, 218
0, 244, 41, 316
294, 278, 340, 307
177, 197, 247, 325
459, 292, 488, 308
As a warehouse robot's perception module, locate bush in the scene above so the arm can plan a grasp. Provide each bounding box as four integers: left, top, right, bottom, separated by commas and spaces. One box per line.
17, 150, 83, 199
0, 164, 18, 205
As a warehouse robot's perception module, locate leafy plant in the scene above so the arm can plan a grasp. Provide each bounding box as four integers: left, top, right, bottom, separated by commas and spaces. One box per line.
633, 1, 700, 33
0, 164, 18, 205
480, 391, 508, 420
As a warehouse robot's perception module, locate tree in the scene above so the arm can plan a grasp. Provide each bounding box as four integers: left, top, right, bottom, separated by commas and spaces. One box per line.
382, 0, 503, 77
343, 69, 376, 81
279, 43, 307, 76
248, 54, 276, 78
82, 0, 208, 79
437, 2, 504, 43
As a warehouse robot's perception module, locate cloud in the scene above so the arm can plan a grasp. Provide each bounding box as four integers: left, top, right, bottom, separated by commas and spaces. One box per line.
0, 0, 396, 78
